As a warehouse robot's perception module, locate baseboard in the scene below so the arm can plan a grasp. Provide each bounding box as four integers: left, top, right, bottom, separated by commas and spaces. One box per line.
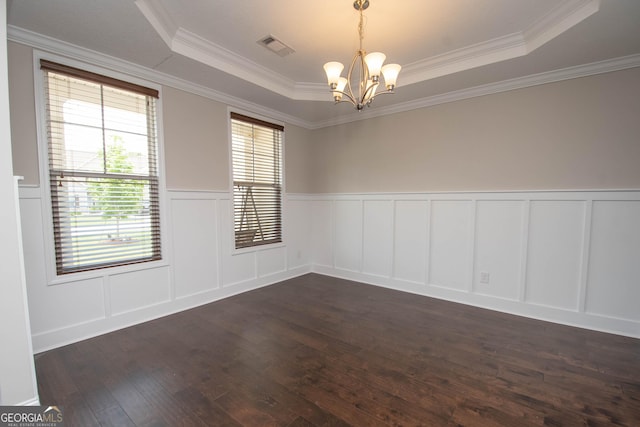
11, 396, 41, 406
312, 266, 640, 339
32, 266, 311, 353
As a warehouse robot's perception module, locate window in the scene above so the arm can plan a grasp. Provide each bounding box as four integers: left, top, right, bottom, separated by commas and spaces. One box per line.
230, 112, 283, 249
41, 60, 161, 274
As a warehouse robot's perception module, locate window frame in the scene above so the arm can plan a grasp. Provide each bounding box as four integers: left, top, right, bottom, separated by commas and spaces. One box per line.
228, 109, 285, 254
34, 52, 168, 284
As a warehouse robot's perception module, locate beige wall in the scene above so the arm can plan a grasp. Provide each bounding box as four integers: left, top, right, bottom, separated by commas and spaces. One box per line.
310, 67, 640, 193
8, 42, 38, 185
161, 86, 229, 190
8, 41, 314, 193
162, 87, 313, 191
8, 40, 640, 195
284, 123, 313, 193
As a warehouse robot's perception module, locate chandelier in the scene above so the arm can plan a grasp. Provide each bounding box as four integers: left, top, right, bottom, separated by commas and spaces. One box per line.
323, 0, 401, 111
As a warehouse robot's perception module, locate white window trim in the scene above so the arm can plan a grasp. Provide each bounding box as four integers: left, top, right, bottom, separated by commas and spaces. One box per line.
227, 107, 286, 256
33, 50, 170, 285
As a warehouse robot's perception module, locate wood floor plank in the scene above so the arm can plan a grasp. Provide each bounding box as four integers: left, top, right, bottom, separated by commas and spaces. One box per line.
59, 393, 102, 427
172, 387, 243, 427
286, 417, 316, 427
35, 273, 640, 426
34, 350, 79, 402
108, 378, 169, 427
92, 405, 136, 427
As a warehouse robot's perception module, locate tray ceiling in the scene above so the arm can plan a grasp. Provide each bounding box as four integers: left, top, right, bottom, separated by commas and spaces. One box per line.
6, 0, 640, 127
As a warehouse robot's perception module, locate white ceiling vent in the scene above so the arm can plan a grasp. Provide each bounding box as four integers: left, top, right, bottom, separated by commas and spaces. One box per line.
258, 35, 295, 57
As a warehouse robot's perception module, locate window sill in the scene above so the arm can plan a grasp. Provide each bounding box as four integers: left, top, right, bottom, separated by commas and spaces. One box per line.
231, 242, 286, 256
48, 259, 169, 286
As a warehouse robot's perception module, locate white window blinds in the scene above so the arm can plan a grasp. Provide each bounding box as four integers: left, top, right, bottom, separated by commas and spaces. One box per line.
41, 60, 161, 274
230, 113, 283, 249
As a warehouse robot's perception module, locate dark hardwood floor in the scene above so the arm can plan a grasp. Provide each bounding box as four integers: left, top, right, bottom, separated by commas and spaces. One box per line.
35, 274, 640, 426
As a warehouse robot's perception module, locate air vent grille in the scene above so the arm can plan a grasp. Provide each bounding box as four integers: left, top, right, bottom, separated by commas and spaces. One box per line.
257, 35, 295, 57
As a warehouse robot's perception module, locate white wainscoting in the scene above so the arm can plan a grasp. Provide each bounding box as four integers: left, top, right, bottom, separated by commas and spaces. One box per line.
310, 191, 640, 339
17, 188, 640, 352
19, 187, 312, 352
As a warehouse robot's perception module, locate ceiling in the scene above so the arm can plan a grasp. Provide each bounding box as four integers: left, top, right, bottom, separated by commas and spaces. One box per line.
6, 0, 640, 128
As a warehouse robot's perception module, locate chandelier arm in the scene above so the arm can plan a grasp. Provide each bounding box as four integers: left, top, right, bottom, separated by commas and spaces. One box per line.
347, 50, 371, 106
372, 87, 395, 97
361, 81, 379, 102
359, 53, 370, 103
344, 50, 362, 105
331, 89, 358, 106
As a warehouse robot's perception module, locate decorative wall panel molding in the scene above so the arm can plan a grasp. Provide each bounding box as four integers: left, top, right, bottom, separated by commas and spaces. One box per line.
18, 188, 640, 353
307, 191, 640, 338
19, 188, 311, 352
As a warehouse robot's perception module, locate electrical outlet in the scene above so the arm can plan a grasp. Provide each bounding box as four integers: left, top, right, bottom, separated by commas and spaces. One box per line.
479, 271, 490, 284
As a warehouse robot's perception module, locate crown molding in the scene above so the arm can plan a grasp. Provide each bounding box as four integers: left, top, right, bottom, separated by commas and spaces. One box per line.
135, 0, 326, 102
136, 0, 598, 101
7, 23, 638, 130
134, 0, 177, 48
170, 27, 327, 102
311, 53, 640, 129
172, 27, 299, 100
401, 0, 599, 86
6, 25, 314, 129
400, 32, 527, 87
524, 0, 600, 52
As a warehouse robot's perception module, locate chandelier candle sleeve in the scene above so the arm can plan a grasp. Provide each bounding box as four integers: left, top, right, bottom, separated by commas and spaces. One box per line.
323, 0, 401, 110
